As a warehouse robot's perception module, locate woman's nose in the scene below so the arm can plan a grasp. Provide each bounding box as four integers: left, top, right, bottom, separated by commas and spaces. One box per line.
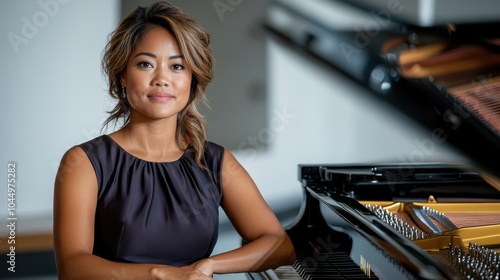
153, 67, 170, 87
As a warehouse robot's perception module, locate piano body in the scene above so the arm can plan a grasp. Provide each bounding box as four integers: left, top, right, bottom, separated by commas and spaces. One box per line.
246, 0, 500, 279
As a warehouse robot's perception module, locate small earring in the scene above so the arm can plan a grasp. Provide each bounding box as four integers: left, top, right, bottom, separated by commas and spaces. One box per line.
121, 86, 126, 99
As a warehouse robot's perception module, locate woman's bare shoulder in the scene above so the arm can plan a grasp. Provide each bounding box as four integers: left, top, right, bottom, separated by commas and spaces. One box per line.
55, 145, 96, 189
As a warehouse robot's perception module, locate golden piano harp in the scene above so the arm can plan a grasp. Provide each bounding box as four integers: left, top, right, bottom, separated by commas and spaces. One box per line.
247, 1, 500, 279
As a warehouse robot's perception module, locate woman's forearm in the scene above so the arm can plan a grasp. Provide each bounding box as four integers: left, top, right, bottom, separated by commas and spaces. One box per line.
57, 253, 211, 280
57, 253, 161, 280
207, 233, 296, 274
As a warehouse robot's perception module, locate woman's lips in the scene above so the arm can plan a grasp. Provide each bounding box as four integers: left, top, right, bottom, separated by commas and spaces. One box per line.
148, 92, 174, 102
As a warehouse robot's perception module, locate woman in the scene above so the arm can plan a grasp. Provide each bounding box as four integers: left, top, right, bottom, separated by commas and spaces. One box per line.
53, 1, 295, 279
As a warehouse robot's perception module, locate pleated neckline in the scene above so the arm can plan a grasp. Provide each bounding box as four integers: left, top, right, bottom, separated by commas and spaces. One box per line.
102, 134, 188, 164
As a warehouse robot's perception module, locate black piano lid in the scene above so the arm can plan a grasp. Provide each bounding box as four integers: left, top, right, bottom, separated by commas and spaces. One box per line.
324, 164, 482, 184
298, 163, 500, 201
265, 0, 500, 182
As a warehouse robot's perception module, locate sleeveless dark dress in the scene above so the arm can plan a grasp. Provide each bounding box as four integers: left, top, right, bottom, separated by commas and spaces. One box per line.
78, 135, 224, 266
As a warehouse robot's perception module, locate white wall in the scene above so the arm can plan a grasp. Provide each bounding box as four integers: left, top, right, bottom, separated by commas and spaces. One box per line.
0, 0, 120, 224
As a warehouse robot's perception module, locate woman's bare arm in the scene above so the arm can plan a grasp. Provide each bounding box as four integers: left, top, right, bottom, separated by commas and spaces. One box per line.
194, 149, 296, 274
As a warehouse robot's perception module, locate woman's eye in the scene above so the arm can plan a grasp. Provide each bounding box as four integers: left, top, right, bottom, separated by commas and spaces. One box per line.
172, 64, 185, 71
138, 61, 153, 68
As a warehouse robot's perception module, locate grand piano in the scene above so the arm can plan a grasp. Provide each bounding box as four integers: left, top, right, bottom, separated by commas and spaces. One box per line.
246, 0, 500, 279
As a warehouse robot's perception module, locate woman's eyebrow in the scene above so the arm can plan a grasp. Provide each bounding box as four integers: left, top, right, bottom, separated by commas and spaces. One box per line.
134, 52, 184, 60
134, 52, 156, 58
169, 55, 184, 60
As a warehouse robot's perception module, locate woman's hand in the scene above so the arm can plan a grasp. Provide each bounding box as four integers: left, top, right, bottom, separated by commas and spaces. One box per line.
151, 264, 213, 279
184, 258, 214, 277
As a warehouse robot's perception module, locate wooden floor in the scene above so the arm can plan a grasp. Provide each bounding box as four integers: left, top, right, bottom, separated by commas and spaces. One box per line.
0, 233, 53, 254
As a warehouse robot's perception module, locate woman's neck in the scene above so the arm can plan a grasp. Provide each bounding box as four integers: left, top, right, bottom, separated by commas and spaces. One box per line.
110, 115, 186, 162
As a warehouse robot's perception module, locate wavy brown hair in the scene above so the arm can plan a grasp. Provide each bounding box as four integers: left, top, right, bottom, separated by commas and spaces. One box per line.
101, 1, 214, 167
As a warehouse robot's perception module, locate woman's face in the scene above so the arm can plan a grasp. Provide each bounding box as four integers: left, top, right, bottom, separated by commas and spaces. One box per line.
121, 27, 192, 122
